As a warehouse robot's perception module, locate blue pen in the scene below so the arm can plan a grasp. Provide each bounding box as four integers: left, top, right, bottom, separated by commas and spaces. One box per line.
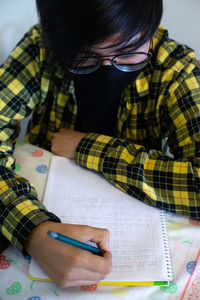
47, 230, 105, 256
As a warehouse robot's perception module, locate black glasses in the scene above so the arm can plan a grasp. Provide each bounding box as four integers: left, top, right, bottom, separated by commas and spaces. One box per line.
68, 41, 153, 74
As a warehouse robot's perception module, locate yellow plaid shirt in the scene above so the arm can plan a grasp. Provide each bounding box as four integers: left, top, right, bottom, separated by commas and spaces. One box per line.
0, 24, 200, 253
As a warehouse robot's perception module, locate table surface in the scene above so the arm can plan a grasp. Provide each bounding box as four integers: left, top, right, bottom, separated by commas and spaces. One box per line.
0, 141, 200, 300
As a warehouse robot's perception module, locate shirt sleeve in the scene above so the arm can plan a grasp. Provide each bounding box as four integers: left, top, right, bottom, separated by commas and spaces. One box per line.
0, 25, 60, 254
75, 63, 200, 220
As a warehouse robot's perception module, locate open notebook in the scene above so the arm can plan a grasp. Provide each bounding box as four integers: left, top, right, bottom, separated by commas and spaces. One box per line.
28, 156, 173, 286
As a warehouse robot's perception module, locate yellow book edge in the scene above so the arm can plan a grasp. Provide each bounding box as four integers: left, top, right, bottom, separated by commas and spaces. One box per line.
28, 273, 169, 286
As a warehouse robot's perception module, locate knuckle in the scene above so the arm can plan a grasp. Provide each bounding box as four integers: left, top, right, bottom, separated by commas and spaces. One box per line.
55, 273, 70, 288
56, 279, 67, 289
98, 227, 109, 237
58, 268, 74, 283
64, 269, 74, 281
56, 279, 72, 289
51, 144, 55, 152
103, 228, 109, 237
51, 145, 58, 155
105, 263, 112, 274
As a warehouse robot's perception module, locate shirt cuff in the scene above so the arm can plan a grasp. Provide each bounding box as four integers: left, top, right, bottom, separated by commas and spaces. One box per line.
21, 211, 61, 256
74, 133, 117, 172
1, 195, 61, 255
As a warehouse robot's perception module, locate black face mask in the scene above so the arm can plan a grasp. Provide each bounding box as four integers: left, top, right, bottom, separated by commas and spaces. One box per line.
74, 66, 142, 135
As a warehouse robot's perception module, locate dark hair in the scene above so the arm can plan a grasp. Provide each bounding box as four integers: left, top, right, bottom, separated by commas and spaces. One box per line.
36, 0, 163, 71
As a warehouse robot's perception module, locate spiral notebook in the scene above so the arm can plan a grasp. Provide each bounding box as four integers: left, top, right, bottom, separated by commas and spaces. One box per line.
28, 156, 173, 286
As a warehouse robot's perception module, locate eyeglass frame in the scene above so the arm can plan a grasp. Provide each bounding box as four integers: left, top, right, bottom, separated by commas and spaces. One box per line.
68, 40, 153, 74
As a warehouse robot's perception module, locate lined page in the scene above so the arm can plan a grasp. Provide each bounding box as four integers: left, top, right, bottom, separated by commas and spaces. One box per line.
32, 156, 170, 282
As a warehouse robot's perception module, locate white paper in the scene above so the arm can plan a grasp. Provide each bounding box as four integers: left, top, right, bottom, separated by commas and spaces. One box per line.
29, 156, 173, 282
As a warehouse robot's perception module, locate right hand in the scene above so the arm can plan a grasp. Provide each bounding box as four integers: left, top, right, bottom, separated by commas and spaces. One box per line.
25, 221, 112, 288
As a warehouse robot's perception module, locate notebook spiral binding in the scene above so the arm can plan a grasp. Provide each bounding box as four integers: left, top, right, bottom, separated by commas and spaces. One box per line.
160, 211, 174, 281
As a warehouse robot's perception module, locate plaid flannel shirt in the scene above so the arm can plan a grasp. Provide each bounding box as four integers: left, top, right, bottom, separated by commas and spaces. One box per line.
0, 24, 200, 254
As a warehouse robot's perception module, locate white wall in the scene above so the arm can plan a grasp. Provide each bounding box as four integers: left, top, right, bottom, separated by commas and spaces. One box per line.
0, 0, 38, 139
162, 0, 200, 58
0, 0, 200, 65
0, 0, 37, 64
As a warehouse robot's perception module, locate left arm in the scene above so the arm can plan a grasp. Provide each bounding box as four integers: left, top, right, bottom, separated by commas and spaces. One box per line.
52, 127, 200, 220
52, 68, 200, 220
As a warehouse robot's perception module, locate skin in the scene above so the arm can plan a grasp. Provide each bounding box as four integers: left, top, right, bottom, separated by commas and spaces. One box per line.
25, 222, 111, 288
51, 128, 86, 159
25, 35, 150, 288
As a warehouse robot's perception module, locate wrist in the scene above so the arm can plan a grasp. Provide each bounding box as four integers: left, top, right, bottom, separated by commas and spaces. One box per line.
24, 221, 55, 255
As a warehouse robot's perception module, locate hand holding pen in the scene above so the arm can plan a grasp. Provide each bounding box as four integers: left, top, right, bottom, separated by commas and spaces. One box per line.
48, 230, 105, 256
25, 222, 112, 288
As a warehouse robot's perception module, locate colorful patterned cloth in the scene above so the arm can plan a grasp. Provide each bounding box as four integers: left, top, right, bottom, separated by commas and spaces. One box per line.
0, 142, 200, 300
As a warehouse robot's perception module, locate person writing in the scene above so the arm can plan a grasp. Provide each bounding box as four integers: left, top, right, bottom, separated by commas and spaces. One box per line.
0, 0, 200, 288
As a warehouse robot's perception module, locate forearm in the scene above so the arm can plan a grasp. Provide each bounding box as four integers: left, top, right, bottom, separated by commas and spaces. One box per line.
0, 122, 60, 254
0, 166, 61, 253
75, 134, 200, 219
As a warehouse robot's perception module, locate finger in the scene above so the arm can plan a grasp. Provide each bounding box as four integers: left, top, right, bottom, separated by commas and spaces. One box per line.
63, 280, 99, 288
97, 238, 110, 252
63, 266, 107, 282
36, 249, 105, 285
66, 225, 110, 251
78, 249, 112, 274
51, 268, 100, 288
50, 239, 112, 275
89, 227, 110, 251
